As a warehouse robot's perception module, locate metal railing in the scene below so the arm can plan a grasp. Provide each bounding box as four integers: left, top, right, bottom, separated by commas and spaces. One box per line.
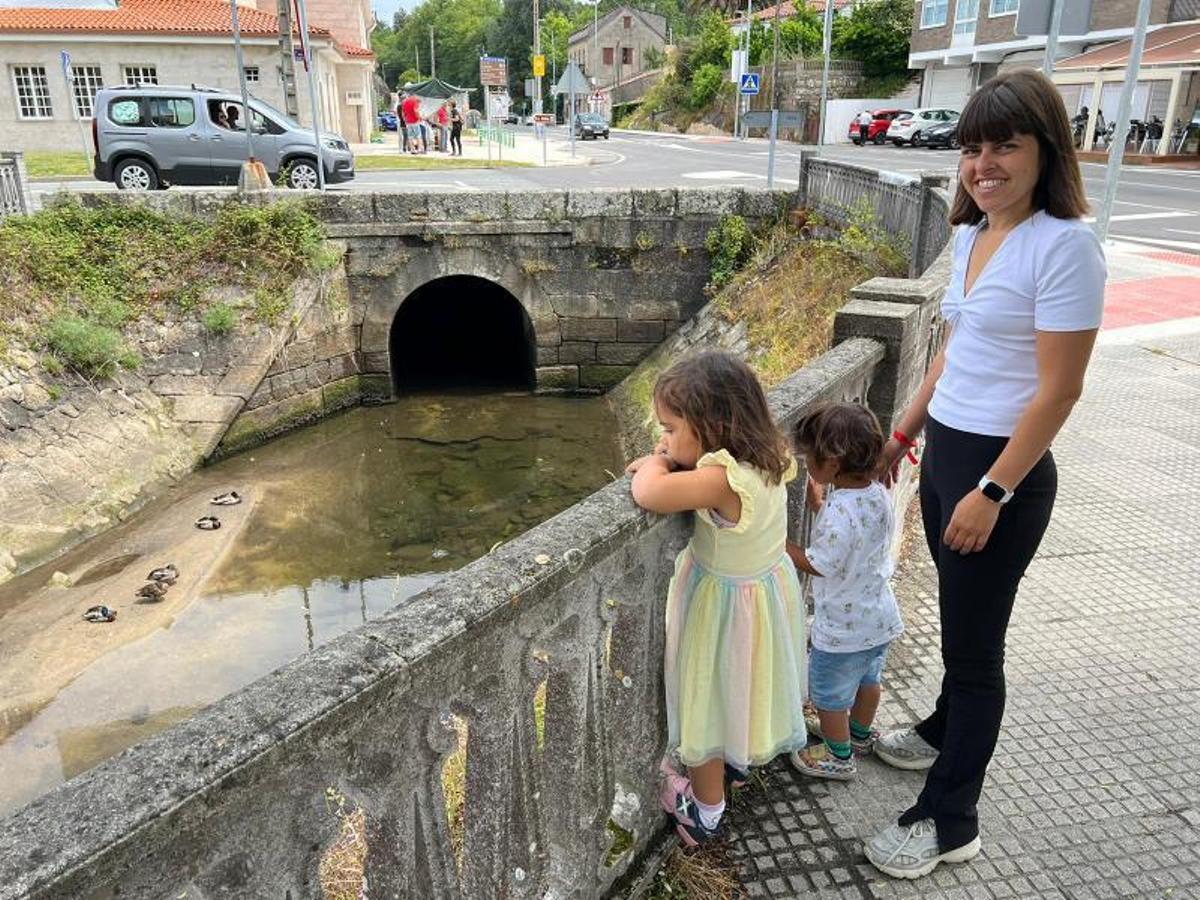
0, 152, 33, 222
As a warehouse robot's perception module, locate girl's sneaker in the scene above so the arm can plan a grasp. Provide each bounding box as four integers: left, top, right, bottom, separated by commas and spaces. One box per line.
724, 762, 749, 791
789, 743, 857, 781
662, 786, 721, 848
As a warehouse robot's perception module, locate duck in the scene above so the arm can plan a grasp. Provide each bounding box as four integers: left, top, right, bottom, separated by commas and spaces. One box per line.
83, 605, 117, 623
136, 581, 169, 601
147, 564, 178, 584
210, 491, 242, 506
195, 515, 221, 530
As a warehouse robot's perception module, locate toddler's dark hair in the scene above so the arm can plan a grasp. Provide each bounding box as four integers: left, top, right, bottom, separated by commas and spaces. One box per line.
654, 351, 791, 484
791, 402, 883, 478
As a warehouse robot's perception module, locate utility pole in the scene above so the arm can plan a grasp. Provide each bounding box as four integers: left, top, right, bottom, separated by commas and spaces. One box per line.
430, 25, 436, 78
817, 0, 833, 148
767, 0, 782, 188
229, 0, 256, 163
593, 0, 600, 73
415, 43, 421, 79
1095, 0, 1151, 242
533, 0, 541, 115
276, 0, 299, 117
1041, 0, 1065, 75
293, 0, 325, 189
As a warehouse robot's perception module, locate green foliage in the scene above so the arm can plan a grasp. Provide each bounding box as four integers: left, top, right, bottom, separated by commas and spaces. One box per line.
704, 215, 755, 289
202, 302, 238, 335
833, 198, 909, 271
689, 63, 725, 109
397, 67, 420, 87
747, 10, 823, 65
681, 11, 732, 76
832, 0, 913, 78
44, 313, 139, 378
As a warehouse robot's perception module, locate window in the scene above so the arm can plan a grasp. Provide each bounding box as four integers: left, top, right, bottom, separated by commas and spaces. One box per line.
122, 65, 158, 86
148, 97, 195, 127
623, 15, 632, 28
954, 0, 979, 34
920, 0, 949, 27
622, 47, 633, 65
70, 65, 104, 118
109, 97, 144, 126
243, 66, 260, 83
603, 46, 614, 65
12, 66, 53, 119
989, 0, 1018, 13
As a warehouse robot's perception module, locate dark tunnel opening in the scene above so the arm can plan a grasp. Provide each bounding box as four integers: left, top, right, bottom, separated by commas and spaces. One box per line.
388, 275, 536, 394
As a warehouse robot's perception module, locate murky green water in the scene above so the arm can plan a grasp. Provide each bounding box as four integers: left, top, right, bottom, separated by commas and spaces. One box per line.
0, 393, 623, 816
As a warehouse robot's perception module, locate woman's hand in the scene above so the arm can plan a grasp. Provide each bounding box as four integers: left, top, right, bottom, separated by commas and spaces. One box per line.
943, 489, 1002, 554
806, 475, 824, 511
877, 438, 908, 487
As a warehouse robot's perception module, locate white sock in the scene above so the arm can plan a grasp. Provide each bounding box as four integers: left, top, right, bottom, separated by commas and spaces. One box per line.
693, 796, 726, 830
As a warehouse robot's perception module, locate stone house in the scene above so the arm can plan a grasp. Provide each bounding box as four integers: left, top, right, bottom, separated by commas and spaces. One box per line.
566, 5, 667, 89
909, 0, 1198, 112
0, 0, 376, 153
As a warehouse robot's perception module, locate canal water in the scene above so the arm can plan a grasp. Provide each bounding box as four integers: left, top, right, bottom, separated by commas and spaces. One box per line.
0, 392, 624, 817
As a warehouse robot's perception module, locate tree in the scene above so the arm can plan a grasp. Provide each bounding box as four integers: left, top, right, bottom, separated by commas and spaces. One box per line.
831, 0, 912, 78
747, 9, 821, 65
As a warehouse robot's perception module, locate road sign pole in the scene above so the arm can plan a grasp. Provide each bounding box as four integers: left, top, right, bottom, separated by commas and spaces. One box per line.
294, 0, 326, 190
818, 0, 833, 149
1095, 0, 1151, 243
60, 52, 92, 163
1041, 0, 1064, 75
767, 108, 778, 189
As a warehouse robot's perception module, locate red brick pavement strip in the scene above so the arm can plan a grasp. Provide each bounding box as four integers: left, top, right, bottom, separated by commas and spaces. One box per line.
1104, 275, 1200, 330
1142, 251, 1200, 269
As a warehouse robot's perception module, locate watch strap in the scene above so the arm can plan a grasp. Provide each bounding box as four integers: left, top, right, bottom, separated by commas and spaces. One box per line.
978, 476, 1013, 505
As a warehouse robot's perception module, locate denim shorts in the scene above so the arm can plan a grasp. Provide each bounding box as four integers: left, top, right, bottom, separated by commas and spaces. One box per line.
809, 643, 890, 711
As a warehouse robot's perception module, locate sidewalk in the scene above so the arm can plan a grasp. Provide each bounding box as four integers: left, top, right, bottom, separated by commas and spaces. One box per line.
352, 126, 592, 167
711, 322, 1200, 895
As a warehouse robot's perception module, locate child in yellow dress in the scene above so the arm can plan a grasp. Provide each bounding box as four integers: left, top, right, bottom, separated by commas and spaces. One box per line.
626, 351, 807, 846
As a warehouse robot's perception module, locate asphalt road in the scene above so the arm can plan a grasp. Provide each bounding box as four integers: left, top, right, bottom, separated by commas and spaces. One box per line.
33, 127, 1200, 254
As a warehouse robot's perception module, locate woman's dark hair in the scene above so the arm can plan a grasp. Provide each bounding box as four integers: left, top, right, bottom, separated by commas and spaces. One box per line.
950, 69, 1089, 225
654, 352, 791, 484
791, 402, 883, 479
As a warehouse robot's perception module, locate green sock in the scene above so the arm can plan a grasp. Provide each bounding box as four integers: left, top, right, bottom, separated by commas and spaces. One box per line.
824, 737, 852, 760
850, 719, 873, 741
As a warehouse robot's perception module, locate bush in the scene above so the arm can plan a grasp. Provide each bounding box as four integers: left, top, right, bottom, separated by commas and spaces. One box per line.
202, 302, 238, 335
44, 314, 139, 378
705, 215, 756, 289
690, 64, 725, 109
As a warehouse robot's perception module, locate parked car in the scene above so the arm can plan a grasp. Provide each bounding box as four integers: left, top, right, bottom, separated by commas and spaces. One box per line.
848, 109, 909, 145
887, 108, 959, 146
922, 118, 960, 150
377, 111, 398, 131
92, 84, 355, 190
573, 112, 610, 140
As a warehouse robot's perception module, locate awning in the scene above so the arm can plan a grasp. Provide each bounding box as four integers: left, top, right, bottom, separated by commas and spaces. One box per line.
1057, 21, 1200, 71
401, 77, 474, 98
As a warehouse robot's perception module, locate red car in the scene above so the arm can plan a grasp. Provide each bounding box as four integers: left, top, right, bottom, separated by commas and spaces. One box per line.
848, 109, 911, 145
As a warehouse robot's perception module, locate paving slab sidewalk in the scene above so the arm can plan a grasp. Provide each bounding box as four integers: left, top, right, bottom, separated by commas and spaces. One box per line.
713, 325, 1200, 897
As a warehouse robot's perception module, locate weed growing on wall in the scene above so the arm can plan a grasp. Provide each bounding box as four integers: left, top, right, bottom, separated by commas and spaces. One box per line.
0, 198, 337, 378
704, 215, 755, 290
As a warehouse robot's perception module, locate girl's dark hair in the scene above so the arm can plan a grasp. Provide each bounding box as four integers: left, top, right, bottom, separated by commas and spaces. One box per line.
792, 402, 883, 478
950, 69, 1089, 225
654, 351, 791, 484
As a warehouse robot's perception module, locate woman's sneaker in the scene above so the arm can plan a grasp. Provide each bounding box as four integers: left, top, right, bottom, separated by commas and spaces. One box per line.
875, 727, 939, 770
789, 743, 856, 781
864, 818, 981, 879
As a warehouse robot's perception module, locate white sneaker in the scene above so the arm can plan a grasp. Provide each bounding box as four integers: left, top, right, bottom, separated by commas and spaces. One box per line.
875, 727, 939, 770
864, 819, 981, 879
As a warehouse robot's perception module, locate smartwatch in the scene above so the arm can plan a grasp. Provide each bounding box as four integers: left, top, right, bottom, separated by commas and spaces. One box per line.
977, 476, 1014, 505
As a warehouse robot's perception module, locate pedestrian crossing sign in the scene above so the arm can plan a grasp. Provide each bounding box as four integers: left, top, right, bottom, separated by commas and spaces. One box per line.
739, 73, 760, 95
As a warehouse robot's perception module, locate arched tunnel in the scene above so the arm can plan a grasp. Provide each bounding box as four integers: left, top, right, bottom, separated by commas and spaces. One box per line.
388, 275, 537, 393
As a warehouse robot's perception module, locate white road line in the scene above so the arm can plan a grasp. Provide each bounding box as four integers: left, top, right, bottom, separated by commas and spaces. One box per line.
681, 170, 768, 180
1082, 211, 1194, 223
1107, 234, 1200, 251
1165, 228, 1200, 235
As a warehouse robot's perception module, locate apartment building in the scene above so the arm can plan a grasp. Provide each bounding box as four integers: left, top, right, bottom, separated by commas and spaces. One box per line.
908, 0, 1197, 110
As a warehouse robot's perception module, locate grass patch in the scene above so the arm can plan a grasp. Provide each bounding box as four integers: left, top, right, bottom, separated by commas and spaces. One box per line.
0, 198, 337, 378
23, 151, 92, 179
354, 155, 531, 171
644, 843, 747, 900
201, 302, 237, 335
441, 714, 469, 872
318, 788, 367, 900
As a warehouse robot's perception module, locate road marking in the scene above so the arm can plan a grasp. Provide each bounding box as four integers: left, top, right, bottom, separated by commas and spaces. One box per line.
1082, 211, 1194, 223
1107, 234, 1200, 252
1166, 228, 1200, 236
680, 170, 768, 180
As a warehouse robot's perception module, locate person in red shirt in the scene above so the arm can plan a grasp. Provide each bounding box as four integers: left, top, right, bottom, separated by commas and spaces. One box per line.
400, 92, 423, 153
437, 103, 450, 154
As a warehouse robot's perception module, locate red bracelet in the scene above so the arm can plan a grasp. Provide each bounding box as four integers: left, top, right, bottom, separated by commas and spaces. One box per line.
893, 430, 920, 465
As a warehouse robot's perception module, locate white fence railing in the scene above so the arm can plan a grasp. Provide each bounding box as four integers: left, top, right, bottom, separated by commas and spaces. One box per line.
0, 152, 32, 222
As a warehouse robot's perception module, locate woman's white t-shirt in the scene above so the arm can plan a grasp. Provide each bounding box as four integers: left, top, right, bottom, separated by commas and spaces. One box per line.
927, 211, 1107, 438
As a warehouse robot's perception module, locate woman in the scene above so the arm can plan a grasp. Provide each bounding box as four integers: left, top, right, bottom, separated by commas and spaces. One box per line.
864, 69, 1106, 880
448, 99, 464, 157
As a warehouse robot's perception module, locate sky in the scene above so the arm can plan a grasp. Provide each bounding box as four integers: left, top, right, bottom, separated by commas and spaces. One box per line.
372, 0, 420, 26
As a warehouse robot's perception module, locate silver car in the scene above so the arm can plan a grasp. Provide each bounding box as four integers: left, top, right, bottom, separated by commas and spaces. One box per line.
92, 85, 355, 190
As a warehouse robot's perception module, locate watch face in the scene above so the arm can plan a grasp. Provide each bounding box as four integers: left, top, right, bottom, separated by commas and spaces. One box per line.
981, 480, 1007, 503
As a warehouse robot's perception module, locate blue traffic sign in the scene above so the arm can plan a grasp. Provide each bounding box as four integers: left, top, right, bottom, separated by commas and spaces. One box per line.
739, 73, 760, 95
